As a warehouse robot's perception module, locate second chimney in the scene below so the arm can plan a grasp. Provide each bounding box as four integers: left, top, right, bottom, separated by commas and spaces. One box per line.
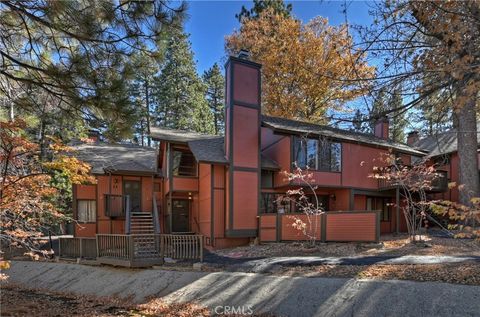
407, 131, 419, 145
374, 117, 389, 140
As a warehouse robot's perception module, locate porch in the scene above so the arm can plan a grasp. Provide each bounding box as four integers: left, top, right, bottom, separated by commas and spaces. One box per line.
59, 234, 203, 267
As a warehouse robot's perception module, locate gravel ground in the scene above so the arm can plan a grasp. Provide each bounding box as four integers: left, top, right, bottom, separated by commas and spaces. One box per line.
211, 233, 480, 259
277, 263, 480, 285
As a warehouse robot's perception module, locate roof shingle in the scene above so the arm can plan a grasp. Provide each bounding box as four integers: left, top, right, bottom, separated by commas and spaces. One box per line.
261, 115, 425, 156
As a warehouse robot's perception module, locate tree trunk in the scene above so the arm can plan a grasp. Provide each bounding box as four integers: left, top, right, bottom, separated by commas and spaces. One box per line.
145, 78, 151, 147
456, 93, 479, 206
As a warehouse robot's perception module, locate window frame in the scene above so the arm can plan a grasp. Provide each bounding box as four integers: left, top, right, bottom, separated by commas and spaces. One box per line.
171, 147, 198, 177
76, 199, 97, 223
293, 136, 342, 172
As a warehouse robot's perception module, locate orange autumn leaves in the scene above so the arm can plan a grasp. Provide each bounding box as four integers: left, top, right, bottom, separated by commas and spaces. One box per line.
226, 9, 374, 123
0, 119, 94, 251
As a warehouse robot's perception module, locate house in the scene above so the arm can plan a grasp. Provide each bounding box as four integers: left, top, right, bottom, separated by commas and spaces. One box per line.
408, 129, 480, 203
67, 54, 451, 264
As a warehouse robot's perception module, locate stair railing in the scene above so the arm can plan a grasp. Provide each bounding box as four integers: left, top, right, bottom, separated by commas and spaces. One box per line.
124, 195, 131, 234
152, 199, 161, 234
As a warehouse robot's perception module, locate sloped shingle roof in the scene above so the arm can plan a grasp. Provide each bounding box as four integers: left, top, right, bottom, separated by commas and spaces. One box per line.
261, 115, 425, 156
71, 142, 157, 175
149, 127, 280, 169
413, 130, 480, 157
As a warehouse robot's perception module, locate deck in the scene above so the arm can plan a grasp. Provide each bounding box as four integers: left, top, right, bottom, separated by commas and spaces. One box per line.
59, 234, 203, 267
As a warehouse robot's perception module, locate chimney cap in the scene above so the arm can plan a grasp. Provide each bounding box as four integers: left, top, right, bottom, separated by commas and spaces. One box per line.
237, 49, 250, 60
407, 130, 419, 136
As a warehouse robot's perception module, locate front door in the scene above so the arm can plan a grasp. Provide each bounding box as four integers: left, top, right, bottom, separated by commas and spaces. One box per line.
124, 180, 141, 213
172, 199, 190, 232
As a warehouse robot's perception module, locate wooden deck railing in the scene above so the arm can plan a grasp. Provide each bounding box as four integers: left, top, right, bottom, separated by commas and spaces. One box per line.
162, 234, 203, 261
59, 237, 97, 259
95, 234, 203, 267
97, 234, 131, 260
378, 168, 448, 193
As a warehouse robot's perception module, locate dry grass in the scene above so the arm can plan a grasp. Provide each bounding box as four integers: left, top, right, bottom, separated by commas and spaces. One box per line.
278, 263, 480, 285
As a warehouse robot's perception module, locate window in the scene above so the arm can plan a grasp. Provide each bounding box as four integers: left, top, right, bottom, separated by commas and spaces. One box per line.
366, 197, 391, 221
260, 193, 291, 214
293, 137, 341, 172
172, 149, 197, 177
77, 200, 96, 222
261, 170, 274, 188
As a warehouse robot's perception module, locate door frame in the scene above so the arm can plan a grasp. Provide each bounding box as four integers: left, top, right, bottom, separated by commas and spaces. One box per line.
171, 198, 191, 233
123, 179, 142, 212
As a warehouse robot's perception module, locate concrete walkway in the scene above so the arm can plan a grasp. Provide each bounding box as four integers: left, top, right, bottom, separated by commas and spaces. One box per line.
204, 253, 480, 273
6, 261, 480, 317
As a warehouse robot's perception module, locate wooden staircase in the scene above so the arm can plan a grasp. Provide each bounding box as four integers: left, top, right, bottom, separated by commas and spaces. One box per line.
130, 212, 155, 234
129, 211, 161, 258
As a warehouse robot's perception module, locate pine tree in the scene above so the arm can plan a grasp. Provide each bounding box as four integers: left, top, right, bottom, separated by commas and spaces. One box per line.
388, 88, 407, 143
202, 63, 225, 135
154, 30, 213, 134
236, 0, 292, 21
129, 50, 163, 146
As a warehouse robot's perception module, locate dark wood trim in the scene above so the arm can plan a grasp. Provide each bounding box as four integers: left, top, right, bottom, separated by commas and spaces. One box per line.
321, 213, 327, 242
233, 166, 258, 172
225, 229, 257, 238
210, 165, 215, 245
261, 135, 287, 152
168, 143, 173, 234
228, 61, 234, 231
232, 100, 259, 109
349, 189, 355, 210
395, 187, 400, 234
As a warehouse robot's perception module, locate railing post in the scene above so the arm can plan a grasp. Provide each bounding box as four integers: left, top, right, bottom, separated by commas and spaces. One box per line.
125, 195, 131, 234
96, 235, 100, 258
79, 238, 83, 259
128, 235, 134, 262
160, 235, 165, 265
153, 199, 161, 234
199, 235, 203, 262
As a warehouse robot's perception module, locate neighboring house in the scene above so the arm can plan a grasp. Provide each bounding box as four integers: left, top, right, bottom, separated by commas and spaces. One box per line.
70, 55, 450, 251
408, 129, 480, 203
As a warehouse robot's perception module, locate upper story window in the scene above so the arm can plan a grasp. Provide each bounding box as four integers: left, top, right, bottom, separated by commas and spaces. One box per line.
172, 148, 197, 177
293, 136, 342, 172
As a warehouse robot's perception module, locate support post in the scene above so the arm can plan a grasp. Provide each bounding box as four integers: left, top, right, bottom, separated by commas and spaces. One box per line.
125, 195, 131, 234
396, 187, 400, 234
321, 213, 327, 242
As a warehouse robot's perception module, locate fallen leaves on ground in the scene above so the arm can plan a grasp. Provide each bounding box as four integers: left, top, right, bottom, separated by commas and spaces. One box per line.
0, 285, 276, 317
0, 285, 210, 317
212, 232, 480, 259
278, 263, 480, 285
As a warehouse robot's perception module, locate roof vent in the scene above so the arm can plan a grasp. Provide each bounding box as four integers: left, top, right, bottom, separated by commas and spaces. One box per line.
237, 49, 250, 60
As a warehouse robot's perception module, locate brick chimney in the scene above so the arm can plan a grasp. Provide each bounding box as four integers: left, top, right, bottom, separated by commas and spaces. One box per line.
224, 52, 261, 237
407, 131, 419, 145
374, 117, 389, 140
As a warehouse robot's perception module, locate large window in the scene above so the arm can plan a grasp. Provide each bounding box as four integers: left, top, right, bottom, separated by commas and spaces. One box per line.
172, 149, 197, 177
77, 200, 96, 223
261, 193, 291, 214
293, 137, 341, 172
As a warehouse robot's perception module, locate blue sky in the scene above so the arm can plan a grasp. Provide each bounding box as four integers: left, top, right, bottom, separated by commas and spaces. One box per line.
185, 1, 374, 74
